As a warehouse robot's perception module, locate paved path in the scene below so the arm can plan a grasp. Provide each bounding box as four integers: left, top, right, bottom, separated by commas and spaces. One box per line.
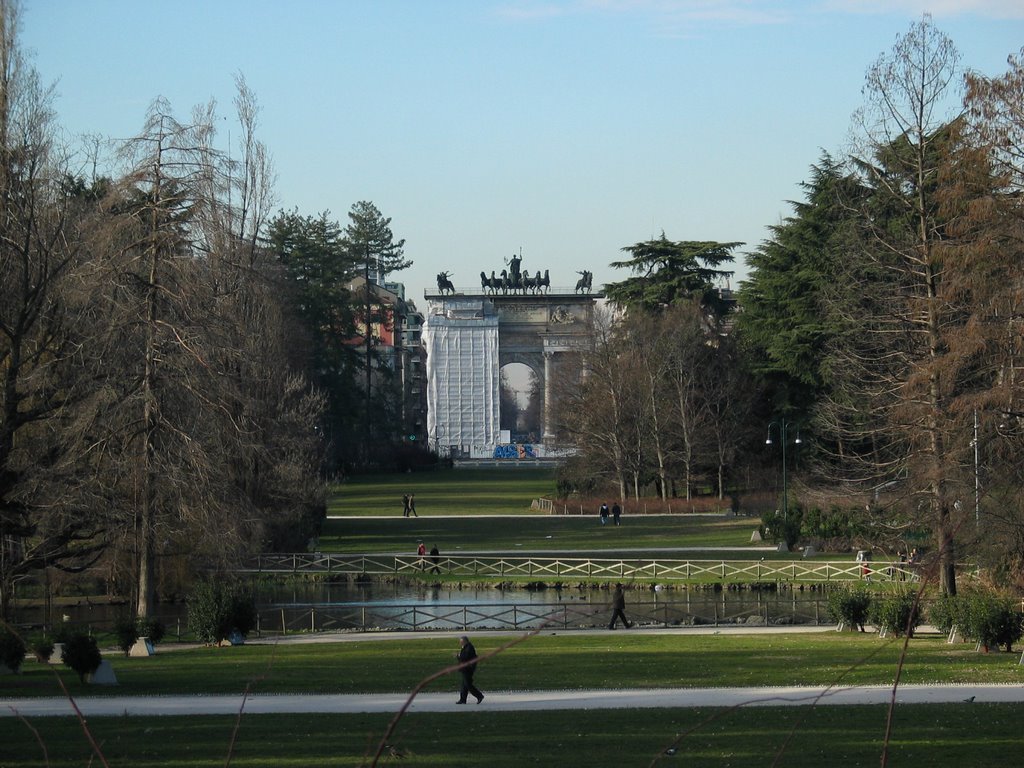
4, 684, 1022, 718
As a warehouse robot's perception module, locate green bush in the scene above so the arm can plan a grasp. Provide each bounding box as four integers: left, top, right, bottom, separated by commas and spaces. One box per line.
868, 591, 921, 637
0, 627, 27, 672
61, 632, 102, 683
927, 595, 965, 636
113, 616, 138, 655
188, 577, 258, 644
761, 507, 804, 551
138, 617, 166, 644
962, 596, 1024, 652
826, 587, 872, 631
30, 635, 54, 662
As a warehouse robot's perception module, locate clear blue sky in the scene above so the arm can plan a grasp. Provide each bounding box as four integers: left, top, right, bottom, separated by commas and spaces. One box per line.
20, 1, 1024, 302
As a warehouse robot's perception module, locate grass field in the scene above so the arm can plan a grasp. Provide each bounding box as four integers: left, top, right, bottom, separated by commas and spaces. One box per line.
318, 513, 767, 555
2, 705, 1019, 767
328, 468, 558, 516
3, 633, 1020, 698
3, 632, 1022, 767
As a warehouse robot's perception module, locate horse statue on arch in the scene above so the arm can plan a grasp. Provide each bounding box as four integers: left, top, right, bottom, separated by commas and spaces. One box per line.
437, 271, 455, 294
574, 269, 593, 294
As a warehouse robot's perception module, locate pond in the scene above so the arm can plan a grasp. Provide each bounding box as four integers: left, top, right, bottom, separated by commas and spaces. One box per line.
15, 580, 835, 637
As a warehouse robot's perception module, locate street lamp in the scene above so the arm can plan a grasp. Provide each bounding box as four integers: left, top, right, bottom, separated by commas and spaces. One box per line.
766, 420, 801, 520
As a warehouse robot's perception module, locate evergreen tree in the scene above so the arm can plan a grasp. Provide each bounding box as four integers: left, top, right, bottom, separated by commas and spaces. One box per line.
605, 235, 738, 315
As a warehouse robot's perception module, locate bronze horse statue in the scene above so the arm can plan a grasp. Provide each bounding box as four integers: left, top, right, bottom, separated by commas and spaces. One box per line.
437, 271, 455, 294
574, 270, 592, 294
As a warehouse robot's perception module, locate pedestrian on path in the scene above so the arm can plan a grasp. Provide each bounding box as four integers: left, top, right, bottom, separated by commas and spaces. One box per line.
430, 545, 440, 574
608, 583, 632, 629
408, 493, 418, 517
612, 502, 621, 526
599, 502, 609, 525
402, 494, 410, 517
455, 635, 484, 704
417, 541, 427, 569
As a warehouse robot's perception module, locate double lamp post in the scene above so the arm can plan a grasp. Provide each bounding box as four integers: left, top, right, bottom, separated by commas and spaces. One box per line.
766, 420, 800, 520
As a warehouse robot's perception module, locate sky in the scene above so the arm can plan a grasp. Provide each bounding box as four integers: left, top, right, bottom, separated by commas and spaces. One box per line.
19, 1, 1024, 303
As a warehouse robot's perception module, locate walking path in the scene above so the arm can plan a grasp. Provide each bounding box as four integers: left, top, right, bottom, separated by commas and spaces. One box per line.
4, 684, 1021, 718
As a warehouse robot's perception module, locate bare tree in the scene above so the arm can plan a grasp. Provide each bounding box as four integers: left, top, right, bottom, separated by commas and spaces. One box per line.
553, 305, 637, 499
826, 16, 968, 594
662, 303, 714, 501
0, 0, 111, 619
89, 86, 323, 619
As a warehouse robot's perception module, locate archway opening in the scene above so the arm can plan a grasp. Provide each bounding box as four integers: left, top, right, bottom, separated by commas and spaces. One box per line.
500, 362, 541, 443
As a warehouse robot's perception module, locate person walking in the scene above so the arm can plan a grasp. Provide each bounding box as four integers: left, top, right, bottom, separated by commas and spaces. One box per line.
608, 583, 632, 629
455, 635, 484, 704
430, 545, 440, 574
417, 541, 427, 569
612, 502, 622, 526
402, 494, 410, 517
408, 493, 418, 517
599, 502, 609, 525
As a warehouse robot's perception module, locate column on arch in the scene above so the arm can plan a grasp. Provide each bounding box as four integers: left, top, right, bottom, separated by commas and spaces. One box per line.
543, 350, 555, 442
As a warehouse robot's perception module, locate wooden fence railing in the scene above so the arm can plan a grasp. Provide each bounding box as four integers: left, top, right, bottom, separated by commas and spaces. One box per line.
239, 553, 918, 583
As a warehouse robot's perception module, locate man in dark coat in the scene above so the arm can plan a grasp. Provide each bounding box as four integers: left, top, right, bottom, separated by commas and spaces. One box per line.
612, 502, 622, 526
608, 583, 632, 629
455, 635, 485, 704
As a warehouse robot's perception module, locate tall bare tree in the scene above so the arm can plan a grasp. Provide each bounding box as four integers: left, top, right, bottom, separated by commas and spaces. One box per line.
0, 0, 110, 619
825, 16, 968, 593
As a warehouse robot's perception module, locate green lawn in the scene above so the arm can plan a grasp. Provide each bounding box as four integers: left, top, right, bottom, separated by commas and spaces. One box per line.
1, 705, 1019, 767
328, 468, 558, 516
319, 514, 765, 554
3, 633, 1020, 698
5, 633, 1022, 766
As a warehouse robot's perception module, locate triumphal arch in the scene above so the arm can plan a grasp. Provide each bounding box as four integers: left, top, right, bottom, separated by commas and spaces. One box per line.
422, 259, 601, 459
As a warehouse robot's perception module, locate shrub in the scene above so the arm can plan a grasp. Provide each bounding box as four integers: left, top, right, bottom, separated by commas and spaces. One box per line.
761, 507, 804, 551
61, 632, 102, 683
0, 627, 27, 672
927, 595, 964, 636
826, 587, 872, 631
30, 635, 54, 663
188, 577, 258, 644
962, 596, 1024, 652
138, 617, 166, 645
868, 591, 921, 637
113, 616, 139, 656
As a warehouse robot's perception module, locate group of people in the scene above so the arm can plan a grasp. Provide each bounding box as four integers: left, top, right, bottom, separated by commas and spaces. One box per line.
401, 494, 417, 517
598, 502, 622, 525
416, 541, 441, 573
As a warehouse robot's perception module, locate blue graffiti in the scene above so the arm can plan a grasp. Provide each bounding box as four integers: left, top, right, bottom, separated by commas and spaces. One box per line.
493, 443, 536, 459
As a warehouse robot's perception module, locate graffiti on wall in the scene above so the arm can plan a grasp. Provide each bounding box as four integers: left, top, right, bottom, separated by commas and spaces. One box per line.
493, 443, 537, 460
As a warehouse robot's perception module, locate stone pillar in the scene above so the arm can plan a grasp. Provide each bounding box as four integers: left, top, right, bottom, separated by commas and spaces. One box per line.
543, 351, 555, 442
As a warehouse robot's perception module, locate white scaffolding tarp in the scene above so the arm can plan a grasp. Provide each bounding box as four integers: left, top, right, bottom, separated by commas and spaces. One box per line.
423, 304, 500, 448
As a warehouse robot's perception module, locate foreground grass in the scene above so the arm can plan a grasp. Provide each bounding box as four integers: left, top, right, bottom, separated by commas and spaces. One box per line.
328, 468, 558, 516
1, 706, 1019, 767
4, 632, 1021, 699
318, 514, 763, 554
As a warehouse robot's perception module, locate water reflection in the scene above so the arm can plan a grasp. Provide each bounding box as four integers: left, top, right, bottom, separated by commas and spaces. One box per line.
16, 582, 831, 635
253, 582, 829, 632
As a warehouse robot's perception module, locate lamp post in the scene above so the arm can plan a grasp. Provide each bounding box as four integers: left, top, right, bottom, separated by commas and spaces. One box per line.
766, 420, 800, 520
973, 409, 980, 528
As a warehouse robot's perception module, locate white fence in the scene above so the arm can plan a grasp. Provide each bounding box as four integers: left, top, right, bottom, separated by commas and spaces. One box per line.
240, 553, 917, 583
